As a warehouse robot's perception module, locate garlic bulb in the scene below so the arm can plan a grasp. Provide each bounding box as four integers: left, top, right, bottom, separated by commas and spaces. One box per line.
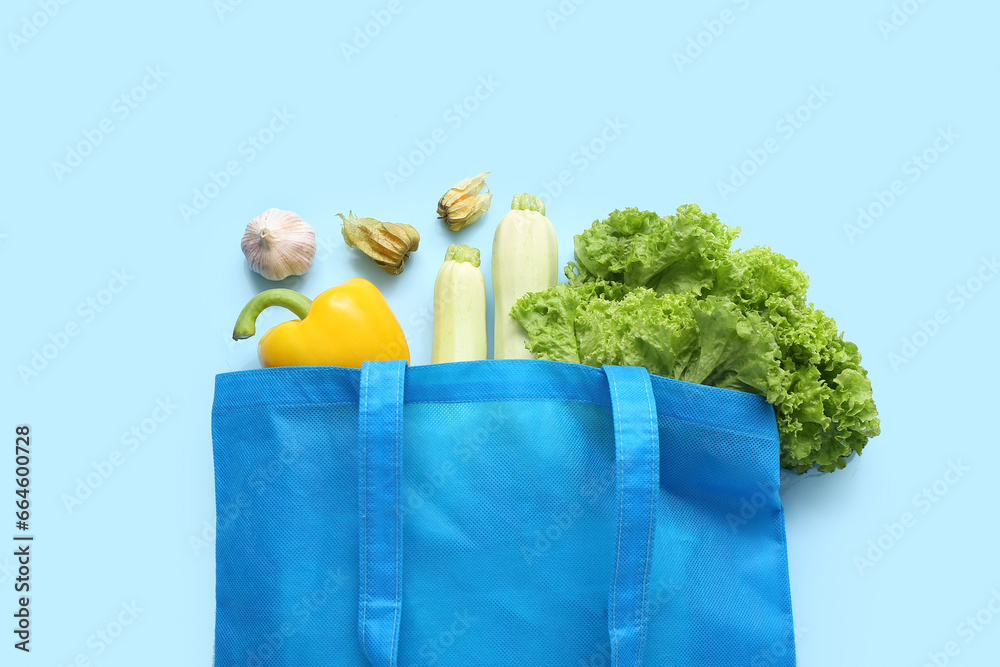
241, 209, 316, 281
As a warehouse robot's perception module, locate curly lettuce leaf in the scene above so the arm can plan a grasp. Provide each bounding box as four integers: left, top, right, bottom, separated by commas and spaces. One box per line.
566, 205, 740, 297
714, 246, 879, 470
679, 297, 779, 396
572, 289, 700, 375
763, 298, 881, 472
507, 281, 627, 364
512, 204, 881, 474
512, 286, 779, 400
711, 246, 809, 308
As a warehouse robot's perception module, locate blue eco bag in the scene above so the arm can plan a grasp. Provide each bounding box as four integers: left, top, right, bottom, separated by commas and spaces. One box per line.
212, 360, 795, 666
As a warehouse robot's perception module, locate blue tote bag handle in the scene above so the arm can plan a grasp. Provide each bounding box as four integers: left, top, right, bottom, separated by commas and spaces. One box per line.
358, 360, 407, 667
357, 361, 659, 667
603, 365, 660, 667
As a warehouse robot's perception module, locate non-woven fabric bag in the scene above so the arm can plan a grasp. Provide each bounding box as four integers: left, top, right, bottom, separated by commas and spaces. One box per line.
212, 359, 795, 666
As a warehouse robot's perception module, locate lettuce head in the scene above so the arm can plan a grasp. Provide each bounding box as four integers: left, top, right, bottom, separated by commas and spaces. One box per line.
512, 205, 880, 473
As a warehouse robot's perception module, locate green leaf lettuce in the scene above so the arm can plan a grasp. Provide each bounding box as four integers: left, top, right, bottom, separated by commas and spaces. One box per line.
513, 206, 880, 473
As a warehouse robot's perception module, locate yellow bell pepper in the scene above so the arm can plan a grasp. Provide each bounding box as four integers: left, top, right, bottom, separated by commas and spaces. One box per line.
232, 278, 410, 368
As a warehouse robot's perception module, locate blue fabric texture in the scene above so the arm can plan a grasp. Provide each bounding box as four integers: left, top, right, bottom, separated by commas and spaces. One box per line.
603, 366, 658, 667
358, 361, 406, 667
212, 360, 796, 666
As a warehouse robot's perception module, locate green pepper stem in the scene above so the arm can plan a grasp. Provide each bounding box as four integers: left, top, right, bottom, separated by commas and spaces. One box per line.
511, 193, 545, 216
232, 289, 312, 340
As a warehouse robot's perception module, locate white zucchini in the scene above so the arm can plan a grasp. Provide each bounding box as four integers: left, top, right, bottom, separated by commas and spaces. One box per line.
491, 194, 558, 359
432, 244, 487, 363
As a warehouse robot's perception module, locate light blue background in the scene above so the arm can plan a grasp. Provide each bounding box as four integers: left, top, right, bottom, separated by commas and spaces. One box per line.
3, 0, 998, 665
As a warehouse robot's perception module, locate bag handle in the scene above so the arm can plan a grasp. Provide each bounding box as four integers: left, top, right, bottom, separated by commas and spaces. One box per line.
357, 362, 659, 667
358, 360, 407, 667
603, 365, 660, 667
